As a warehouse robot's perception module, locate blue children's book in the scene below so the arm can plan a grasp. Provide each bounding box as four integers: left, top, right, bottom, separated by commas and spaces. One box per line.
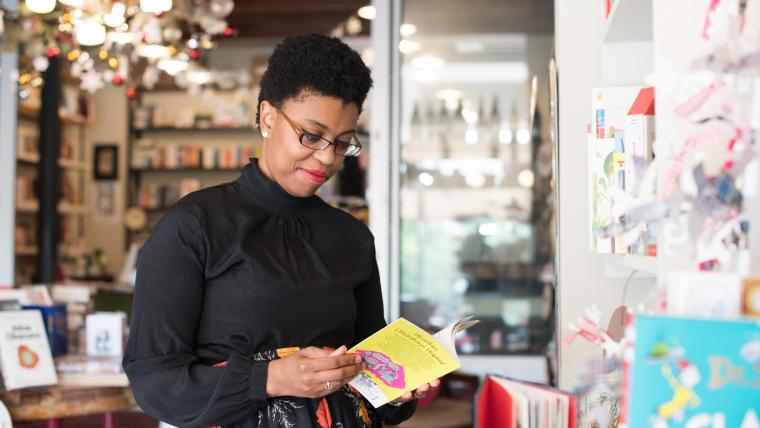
627, 315, 760, 427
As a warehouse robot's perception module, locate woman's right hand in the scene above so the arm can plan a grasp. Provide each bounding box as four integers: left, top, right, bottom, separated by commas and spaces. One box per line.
266, 345, 364, 398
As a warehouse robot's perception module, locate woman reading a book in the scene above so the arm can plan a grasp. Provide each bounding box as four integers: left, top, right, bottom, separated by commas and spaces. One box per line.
123, 34, 436, 428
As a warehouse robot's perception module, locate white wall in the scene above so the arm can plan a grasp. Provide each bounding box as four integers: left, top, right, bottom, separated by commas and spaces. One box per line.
85, 85, 129, 275
555, 1, 656, 389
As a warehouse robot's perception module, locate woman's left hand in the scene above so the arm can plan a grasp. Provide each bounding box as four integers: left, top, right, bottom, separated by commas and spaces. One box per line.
388, 378, 440, 406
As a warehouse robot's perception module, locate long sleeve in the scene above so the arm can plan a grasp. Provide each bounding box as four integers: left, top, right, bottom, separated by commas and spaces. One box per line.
122, 200, 269, 428
352, 249, 417, 425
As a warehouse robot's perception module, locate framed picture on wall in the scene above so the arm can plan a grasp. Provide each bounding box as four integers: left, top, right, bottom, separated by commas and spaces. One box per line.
94, 145, 118, 180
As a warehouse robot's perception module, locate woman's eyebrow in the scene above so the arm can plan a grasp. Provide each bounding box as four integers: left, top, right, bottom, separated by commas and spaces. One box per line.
304, 118, 356, 136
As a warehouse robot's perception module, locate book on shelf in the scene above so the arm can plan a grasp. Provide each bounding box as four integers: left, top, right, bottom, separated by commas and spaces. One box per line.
347, 317, 479, 408
0, 310, 58, 390
131, 141, 256, 170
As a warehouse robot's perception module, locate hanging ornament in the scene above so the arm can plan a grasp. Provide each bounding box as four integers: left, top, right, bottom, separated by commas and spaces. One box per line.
75, 18, 107, 46
199, 15, 227, 35
104, 3, 127, 28
126, 87, 137, 99
223, 27, 234, 37
157, 58, 188, 76
113, 74, 124, 86
98, 49, 109, 60
140, 0, 172, 15
210, 0, 234, 18
32, 56, 49, 72
142, 65, 160, 89
143, 16, 163, 44
188, 49, 201, 60
59, 0, 83, 7
25, 0, 56, 15
80, 70, 105, 93
47, 46, 60, 58
108, 57, 120, 69
162, 24, 183, 43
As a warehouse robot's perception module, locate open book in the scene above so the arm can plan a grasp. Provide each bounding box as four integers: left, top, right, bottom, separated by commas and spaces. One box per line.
348, 316, 479, 408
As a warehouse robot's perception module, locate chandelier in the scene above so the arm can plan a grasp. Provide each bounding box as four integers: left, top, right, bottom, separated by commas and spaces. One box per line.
3, 0, 238, 97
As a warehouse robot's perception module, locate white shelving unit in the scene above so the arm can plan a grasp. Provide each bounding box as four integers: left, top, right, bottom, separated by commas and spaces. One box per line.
602, 0, 653, 43
600, 0, 654, 86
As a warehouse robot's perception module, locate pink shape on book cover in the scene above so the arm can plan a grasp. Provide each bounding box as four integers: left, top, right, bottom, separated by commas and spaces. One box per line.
356, 349, 406, 389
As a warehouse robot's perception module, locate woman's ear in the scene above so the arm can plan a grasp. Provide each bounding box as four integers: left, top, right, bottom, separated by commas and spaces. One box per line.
259, 100, 276, 135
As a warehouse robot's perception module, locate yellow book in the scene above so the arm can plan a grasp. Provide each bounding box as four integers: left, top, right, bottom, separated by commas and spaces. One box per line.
348, 317, 479, 408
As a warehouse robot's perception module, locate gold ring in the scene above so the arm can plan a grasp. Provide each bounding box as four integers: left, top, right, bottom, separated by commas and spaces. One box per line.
325, 381, 333, 390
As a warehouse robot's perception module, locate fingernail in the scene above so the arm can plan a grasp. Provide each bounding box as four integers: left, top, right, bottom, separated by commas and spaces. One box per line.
355, 355, 363, 364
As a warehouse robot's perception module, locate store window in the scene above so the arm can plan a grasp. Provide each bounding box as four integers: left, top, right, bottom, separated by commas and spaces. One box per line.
396, 0, 556, 356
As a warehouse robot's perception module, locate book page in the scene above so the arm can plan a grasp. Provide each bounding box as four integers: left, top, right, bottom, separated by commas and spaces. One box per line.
431, 316, 479, 357
348, 318, 463, 408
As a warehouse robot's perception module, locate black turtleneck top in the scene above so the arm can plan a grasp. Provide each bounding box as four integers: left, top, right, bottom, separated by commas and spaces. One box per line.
123, 160, 415, 428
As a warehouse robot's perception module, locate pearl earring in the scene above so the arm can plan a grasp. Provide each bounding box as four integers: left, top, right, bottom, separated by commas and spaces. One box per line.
262, 130, 269, 138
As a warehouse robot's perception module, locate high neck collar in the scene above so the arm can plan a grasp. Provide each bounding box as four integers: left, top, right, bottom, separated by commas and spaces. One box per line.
237, 158, 319, 215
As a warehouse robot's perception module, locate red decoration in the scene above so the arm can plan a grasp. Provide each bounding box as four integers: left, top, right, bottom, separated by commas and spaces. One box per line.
126, 87, 137, 99
223, 27, 234, 37
47, 47, 61, 58
188, 49, 201, 60
112, 74, 124, 86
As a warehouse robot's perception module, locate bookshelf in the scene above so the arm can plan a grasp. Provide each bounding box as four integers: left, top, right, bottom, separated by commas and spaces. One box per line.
125, 90, 262, 243
15, 83, 91, 284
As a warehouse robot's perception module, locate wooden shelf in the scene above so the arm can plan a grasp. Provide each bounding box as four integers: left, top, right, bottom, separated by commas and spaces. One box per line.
602, 0, 653, 43
16, 200, 38, 213
58, 158, 88, 171
17, 154, 88, 171
59, 203, 87, 215
16, 247, 38, 256
17, 152, 39, 164
132, 126, 257, 133
17, 104, 89, 126
16, 201, 87, 215
130, 166, 240, 173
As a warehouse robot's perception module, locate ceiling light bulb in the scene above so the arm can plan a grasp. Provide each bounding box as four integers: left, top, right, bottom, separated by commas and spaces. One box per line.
465, 173, 486, 188
357, 5, 376, 20
75, 18, 107, 46
189, 69, 212, 85
140, 0, 172, 14
518, 169, 535, 188
411, 55, 444, 69
158, 58, 188, 76
399, 40, 421, 55
59, 0, 83, 7
109, 31, 137, 45
137, 44, 170, 59
400, 23, 417, 37
25, 0, 56, 14
418, 172, 434, 186
516, 127, 531, 144
104, 3, 127, 27
499, 128, 513, 144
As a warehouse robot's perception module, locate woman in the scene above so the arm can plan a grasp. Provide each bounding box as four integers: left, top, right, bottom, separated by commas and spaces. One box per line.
123, 35, 435, 428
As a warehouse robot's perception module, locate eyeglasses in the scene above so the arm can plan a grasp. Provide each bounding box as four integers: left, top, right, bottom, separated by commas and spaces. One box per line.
277, 109, 362, 157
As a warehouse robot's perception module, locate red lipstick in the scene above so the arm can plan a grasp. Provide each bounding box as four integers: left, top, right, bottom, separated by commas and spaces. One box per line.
301, 168, 329, 184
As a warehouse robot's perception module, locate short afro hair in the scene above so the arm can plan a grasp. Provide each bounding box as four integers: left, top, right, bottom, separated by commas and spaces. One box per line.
256, 34, 373, 127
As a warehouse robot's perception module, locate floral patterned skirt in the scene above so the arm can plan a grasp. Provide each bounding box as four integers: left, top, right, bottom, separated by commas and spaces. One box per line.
214, 349, 381, 428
